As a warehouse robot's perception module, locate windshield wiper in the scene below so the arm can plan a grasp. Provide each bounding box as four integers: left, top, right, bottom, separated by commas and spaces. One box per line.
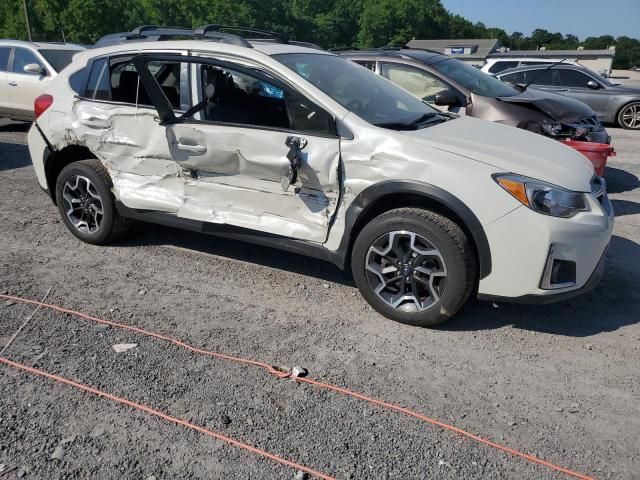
373, 112, 449, 131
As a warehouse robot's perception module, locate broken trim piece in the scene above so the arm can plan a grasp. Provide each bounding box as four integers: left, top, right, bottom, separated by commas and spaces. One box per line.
115, 202, 347, 269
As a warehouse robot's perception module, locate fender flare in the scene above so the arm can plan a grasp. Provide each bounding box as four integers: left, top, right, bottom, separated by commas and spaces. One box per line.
339, 180, 492, 279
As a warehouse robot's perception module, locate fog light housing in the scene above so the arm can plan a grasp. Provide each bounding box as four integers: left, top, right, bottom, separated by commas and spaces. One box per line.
540, 245, 576, 290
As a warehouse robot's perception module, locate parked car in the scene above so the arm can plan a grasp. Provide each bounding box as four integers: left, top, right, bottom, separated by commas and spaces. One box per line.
496, 64, 640, 129
0, 40, 84, 121
340, 49, 610, 144
482, 57, 580, 75
27, 26, 613, 327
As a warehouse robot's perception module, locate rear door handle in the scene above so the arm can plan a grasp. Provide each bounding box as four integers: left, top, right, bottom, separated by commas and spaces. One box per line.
8, 81, 17, 86
177, 142, 207, 153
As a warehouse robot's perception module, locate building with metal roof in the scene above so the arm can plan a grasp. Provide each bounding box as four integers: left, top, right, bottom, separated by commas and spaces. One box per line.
406, 38, 616, 74
405, 38, 500, 67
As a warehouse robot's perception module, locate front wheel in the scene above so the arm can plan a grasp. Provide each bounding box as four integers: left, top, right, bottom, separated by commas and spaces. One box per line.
617, 102, 640, 130
351, 208, 477, 327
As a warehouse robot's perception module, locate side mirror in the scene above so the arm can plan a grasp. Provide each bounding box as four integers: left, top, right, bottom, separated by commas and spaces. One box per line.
23, 63, 45, 76
433, 89, 458, 106
586, 80, 600, 90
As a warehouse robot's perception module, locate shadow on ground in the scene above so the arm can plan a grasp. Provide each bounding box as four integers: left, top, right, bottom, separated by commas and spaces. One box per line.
114, 222, 355, 286
0, 142, 31, 171
612, 199, 640, 217
445, 235, 640, 337
606, 167, 640, 194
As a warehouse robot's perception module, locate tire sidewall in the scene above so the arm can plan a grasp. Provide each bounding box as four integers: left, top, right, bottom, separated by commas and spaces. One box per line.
352, 213, 470, 327
55, 162, 116, 245
618, 102, 640, 130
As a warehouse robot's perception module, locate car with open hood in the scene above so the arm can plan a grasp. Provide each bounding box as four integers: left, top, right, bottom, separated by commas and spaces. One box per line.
339, 48, 609, 144
27, 26, 613, 327
496, 63, 640, 130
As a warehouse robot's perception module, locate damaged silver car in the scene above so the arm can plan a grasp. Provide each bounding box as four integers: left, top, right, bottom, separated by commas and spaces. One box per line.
27, 27, 613, 327
340, 48, 610, 144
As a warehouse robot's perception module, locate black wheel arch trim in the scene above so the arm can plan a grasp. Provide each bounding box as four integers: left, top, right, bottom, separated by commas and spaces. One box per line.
339, 180, 492, 279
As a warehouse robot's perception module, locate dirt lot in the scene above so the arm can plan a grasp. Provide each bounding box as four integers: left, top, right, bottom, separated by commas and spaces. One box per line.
0, 119, 639, 480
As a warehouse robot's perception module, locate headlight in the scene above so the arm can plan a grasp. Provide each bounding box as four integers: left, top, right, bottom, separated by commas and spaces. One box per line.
541, 120, 562, 136
493, 174, 589, 218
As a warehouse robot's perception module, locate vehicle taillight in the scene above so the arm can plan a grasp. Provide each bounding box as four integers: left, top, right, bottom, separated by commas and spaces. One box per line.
34, 94, 53, 120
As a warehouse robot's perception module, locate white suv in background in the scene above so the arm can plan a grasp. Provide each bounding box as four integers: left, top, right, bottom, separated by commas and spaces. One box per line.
26, 26, 613, 327
482, 58, 581, 75
0, 40, 84, 121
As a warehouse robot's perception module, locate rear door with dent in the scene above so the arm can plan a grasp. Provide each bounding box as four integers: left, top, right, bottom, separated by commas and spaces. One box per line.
73, 53, 190, 212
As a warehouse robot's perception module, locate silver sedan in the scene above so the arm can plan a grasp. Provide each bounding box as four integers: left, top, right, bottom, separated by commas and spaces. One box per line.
497, 64, 640, 130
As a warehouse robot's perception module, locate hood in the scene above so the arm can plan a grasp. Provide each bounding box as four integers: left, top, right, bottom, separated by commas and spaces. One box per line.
401, 116, 594, 192
496, 88, 595, 123
603, 84, 640, 95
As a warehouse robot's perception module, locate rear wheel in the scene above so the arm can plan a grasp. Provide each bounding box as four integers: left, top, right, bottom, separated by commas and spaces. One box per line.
55, 159, 130, 245
351, 208, 477, 327
617, 102, 640, 130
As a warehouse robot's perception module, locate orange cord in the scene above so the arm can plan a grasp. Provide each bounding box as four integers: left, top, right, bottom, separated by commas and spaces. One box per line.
0, 357, 334, 480
0, 293, 594, 480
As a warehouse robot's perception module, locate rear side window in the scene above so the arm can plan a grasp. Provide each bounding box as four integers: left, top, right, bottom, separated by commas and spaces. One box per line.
12, 48, 44, 74
38, 49, 80, 72
84, 57, 187, 110
0, 47, 10, 71
488, 61, 517, 74
85, 58, 110, 100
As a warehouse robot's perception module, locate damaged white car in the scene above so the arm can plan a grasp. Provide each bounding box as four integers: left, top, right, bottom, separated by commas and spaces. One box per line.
27, 27, 614, 327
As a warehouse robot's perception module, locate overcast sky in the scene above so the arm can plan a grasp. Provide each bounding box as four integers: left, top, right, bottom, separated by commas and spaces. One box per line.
441, 0, 639, 40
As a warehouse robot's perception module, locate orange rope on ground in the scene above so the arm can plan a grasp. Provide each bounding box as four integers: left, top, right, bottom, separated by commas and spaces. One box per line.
0, 357, 335, 480
0, 293, 594, 480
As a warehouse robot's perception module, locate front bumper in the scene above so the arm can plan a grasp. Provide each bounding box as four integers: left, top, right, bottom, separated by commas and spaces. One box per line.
585, 129, 611, 145
477, 185, 613, 302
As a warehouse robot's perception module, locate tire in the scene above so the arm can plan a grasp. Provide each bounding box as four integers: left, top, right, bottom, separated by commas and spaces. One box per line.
55, 159, 131, 245
351, 208, 477, 327
617, 102, 640, 130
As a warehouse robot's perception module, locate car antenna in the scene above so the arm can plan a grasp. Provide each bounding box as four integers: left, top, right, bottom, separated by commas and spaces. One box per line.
522, 58, 567, 91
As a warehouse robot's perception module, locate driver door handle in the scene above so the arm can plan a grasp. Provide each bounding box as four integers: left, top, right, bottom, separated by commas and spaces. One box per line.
177, 142, 207, 154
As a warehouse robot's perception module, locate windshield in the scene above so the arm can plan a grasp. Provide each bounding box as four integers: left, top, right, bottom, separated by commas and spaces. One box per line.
273, 53, 441, 127
38, 49, 82, 72
430, 58, 519, 98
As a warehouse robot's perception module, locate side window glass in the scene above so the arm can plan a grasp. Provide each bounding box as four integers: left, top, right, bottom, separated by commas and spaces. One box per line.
559, 70, 593, 88
12, 48, 44, 75
488, 61, 517, 74
89, 58, 187, 110
354, 60, 376, 72
525, 69, 555, 86
198, 64, 333, 135
0, 47, 10, 71
85, 58, 110, 100
380, 63, 449, 102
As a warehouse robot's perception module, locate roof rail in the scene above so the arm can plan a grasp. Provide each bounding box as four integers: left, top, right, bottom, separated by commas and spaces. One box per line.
328, 46, 359, 52
196, 24, 287, 42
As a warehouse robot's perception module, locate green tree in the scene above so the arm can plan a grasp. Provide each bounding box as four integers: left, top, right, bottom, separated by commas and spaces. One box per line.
357, 0, 448, 47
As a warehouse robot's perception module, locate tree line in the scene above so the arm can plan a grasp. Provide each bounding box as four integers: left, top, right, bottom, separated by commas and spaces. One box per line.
1, 0, 638, 69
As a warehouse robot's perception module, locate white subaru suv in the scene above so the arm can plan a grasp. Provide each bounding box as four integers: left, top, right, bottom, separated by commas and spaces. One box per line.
27, 26, 613, 327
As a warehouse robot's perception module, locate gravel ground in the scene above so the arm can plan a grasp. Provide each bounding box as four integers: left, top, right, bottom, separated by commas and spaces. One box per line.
0, 119, 639, 480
